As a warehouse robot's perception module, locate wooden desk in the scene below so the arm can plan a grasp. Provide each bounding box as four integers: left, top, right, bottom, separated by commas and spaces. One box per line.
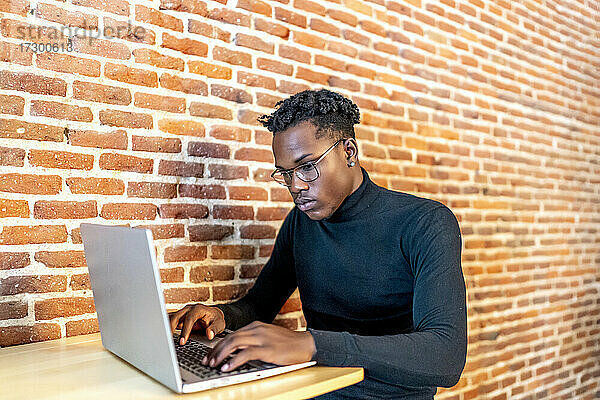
0, 333, 363, 399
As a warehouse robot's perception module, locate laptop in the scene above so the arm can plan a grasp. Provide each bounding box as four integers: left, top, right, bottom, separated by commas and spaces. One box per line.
80, 223, 316, 394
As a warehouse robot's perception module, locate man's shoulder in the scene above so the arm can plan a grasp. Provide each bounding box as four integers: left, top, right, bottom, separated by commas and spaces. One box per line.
372, 183, 451, 219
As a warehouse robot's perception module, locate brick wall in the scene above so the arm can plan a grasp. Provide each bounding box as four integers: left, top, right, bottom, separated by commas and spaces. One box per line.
0, 0, 599, 397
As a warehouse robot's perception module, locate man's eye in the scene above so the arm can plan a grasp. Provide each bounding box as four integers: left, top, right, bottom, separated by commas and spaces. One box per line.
300, 164, 313, 172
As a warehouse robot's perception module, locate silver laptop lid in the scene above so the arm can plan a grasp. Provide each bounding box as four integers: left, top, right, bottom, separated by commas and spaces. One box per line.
80, 223, 182, 393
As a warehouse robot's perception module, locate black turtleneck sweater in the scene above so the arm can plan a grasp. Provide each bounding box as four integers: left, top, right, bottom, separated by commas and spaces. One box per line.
215, 168, 467, 399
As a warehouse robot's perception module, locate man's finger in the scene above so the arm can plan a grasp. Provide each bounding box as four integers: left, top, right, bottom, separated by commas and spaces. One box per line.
205, 332, 262, 367
220, 348, 262, 372
169, 306, 189, 333
180, 310, 199, 345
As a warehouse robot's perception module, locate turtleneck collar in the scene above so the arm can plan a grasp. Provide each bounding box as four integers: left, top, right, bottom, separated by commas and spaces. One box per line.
323, 167, 380, 223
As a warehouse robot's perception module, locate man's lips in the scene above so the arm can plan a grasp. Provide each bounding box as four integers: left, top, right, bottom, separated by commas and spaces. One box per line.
295, 199, 316, 211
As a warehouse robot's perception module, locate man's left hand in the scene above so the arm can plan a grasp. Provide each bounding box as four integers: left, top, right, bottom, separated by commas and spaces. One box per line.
201, 321, 316, 371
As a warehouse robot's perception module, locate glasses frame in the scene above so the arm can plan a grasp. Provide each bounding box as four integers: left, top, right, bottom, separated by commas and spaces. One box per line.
270, 138, 345, 187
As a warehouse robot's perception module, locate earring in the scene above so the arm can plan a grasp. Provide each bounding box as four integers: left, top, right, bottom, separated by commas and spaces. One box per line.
348, 161, 355, 167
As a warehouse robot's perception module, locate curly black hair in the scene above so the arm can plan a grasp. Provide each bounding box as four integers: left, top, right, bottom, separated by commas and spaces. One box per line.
257, 88, 361, 140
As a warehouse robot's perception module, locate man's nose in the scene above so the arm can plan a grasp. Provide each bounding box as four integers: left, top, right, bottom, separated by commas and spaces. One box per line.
289, 172, 309, 193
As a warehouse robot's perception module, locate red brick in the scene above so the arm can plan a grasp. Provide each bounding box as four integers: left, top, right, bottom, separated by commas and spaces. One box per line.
0, 198, 28, 218
188, 60, 232, 79
105, 62, 158, 87
256, 93, 283, 108
328, 8, 357, 25
35, 2, 97, 29
99, 109, 153, 129
208, 8, 251, 26
237, 109, 262, 125
34, 200, 97, 219
256, 58, 293, 76
256, 207, 291, 221
213, 205, 253, 220
101, 203, 157, 220
100, 153, 154, 173
66, 177, 125, 195
135, 224, 185, 239
211, 84, 252, 104
30, 100, 93, 122
164, 287, 209, 303
240, 224, 276, 239
0, 323, 61, 346
229, 186, 268, 201
188, 19, 230, 41
134, 92, 186, 113
0, 40, 32, 66
66, 318, 99, 337
66, 128, 128, 150
0, 94, 24, 115
159, 267, 185, 283
133, 48, 184, 71
188, 224, 234, 241
34, 251, 86, 268
271, 187, 293, 202
164, 245, 207, 262
0, 118, 65, 142
292, 30, 326, 49
296, 66, 330, 84
0, 275, 67, 295
254, 18, 289, 38
179, 184, 226, 199
159, 0, 209, 16
237, 71, 277, 90
190, 265, 234, 282
0, 173, 62, 195
35, 52, 100, 77
259, 244, 273, 257
253, 168, 274, 181
72, 0, 129, 16
73, 81, 131, 105
234, 147, 274, 162
0, 70, 66, 96
188, 142, 230, 158
132, 135, 182, 153
158, 119, 205, 136
213, 283, 251, 301
275, 7, 307, 28
189, 102, 232, 119
70, 274, 90, 290
160, 73, 208, 95
0, 252, 30, 270
35, 297, 95, 320
71, 36, 131, 60
103, 17, 156, 44
240, 263, 263, 278
213, 46, 252, 67
310, 18, 341, 37
208, 164, 248, 180
235, 33, 274, 54
237, 0, 271, 16
211, 245, 254, 259
158, 160, 204, 177
29, 150, 94, 170
159, 204, 209, 219
209, 125, 251, 142
280, 297, 301, 313
0, 0, 28, 15
135, 4, 183, 31
326, 40, 358, 58
162, 32, 208, 56
127, 181, 177, 198
1, 18, 68, 46
272, 317, 297, 330
0, 301, 27, 320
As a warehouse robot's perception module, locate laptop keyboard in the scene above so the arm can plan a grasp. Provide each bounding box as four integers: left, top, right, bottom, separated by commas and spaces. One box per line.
173, 333, 261, 379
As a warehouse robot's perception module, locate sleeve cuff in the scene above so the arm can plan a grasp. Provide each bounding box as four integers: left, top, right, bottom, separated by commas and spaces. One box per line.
307, 328, 353, 366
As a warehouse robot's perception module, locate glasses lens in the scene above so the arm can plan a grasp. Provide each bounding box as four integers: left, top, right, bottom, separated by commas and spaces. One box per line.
296, 164, 318, 182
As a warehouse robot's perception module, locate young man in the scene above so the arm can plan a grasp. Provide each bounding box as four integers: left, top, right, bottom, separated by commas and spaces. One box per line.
169, 89, 467, 399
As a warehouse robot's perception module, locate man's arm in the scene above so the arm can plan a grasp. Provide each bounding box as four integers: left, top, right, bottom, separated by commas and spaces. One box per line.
214, 211, 298, 330
308, 205, 467, 388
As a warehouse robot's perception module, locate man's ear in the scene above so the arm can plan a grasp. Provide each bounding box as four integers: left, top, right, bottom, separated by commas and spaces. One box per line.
344, 138, 358, 160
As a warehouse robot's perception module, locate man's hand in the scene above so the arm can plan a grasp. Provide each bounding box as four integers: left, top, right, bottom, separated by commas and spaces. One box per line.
202, 321, 316, 372
168, 304, 226, 345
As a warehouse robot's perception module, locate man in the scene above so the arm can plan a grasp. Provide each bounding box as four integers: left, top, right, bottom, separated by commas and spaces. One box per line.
169, 88, 467, 399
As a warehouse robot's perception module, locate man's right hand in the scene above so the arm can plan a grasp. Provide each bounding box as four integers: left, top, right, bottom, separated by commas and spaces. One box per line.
168, 304, 226, 345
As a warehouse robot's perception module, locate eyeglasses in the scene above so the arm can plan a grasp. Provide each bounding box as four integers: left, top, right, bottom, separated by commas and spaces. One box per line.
271, 139, 344, 187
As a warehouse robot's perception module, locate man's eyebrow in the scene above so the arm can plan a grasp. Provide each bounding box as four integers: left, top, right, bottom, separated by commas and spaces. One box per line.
275, 153, 313, 169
